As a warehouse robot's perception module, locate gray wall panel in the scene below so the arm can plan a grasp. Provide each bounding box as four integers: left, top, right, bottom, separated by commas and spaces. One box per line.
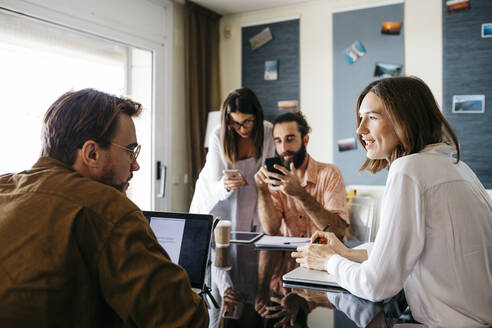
333, 4, 404, 185
242, 19, 300, 123
443, 0, 492, 188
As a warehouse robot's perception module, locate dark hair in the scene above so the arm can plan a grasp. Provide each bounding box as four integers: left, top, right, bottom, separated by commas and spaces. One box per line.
41, 88, 142, 166
356, 76, 460, 173
220, 87, 264, 165
273, 112, 312, 137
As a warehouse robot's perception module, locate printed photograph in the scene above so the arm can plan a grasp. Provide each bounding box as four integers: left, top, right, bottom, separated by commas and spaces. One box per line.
264, 60, 278, 80
277, 100, 299, 112
343, 48, 358, 64
381, 22, 402, 35
338, 137, 357, 152
351, 40, 367, 57
249, 27, 273, 51
374, 62, 402, 78
482, 23, 492, 38
452, 95, 485, 113
446, 0, 470, 14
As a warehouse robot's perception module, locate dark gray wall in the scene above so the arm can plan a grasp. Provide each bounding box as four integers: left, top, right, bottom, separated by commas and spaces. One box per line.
443, 0, 492, 189
242, 19, 300, 123
333, 3, 404, 185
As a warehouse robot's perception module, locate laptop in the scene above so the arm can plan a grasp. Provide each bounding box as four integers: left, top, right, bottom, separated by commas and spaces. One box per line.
143, 211, 213, 292
282, 266, 345, 292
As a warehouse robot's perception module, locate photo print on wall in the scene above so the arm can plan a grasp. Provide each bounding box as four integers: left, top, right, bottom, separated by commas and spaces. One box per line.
264, 60, 279, 80
343, 40, 367, 64
482, 23, 492, 38
452, 95, 485, 113
277, 100, 298, 112
374, 62, 402, 78
446, 0, 470, 14
338, 137, 357, 152
381, 22, 402, 35
249, 27, 273, 51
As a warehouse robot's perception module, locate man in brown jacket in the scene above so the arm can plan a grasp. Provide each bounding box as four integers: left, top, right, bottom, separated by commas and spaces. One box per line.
0, 89, 208, 327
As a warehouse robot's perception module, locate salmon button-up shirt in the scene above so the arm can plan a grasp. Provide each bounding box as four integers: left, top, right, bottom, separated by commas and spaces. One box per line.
269, 155, 349, 237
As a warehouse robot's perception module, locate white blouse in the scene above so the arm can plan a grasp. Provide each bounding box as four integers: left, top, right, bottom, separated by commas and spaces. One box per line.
327, 143, 492, 328
189, 121, 274, 232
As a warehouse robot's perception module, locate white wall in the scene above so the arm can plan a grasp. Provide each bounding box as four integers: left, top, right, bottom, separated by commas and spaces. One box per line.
218, 0, 442, 164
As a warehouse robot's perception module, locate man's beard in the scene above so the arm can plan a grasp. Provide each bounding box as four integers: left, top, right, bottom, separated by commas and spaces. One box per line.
99, 165, 129, 193
280, 142, 307, 169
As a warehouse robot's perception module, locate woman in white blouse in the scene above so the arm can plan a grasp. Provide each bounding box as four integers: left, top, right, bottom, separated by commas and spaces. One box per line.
292, 76, 492, 327
190, 88, 274, 232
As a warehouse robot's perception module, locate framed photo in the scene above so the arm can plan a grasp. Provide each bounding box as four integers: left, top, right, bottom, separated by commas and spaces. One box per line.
452, 95, 485, 114
482, 23, 492, 38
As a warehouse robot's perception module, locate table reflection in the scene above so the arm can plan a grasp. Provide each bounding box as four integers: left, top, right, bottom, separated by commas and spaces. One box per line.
208, 243, 415, 328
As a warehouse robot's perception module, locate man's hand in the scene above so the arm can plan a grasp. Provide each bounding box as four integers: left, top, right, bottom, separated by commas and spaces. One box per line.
254, 166, 270, 191
254, 290, 270, 317
263, 293, 308, 328
291, 244, 336, 271
268, 163, 304, 197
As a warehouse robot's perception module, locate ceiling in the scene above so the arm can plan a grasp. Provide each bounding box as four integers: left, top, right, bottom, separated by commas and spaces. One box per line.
189, 0, 313, 15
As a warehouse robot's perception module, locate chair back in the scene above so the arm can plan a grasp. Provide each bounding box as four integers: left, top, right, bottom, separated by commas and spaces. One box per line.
345, 195, 377, 246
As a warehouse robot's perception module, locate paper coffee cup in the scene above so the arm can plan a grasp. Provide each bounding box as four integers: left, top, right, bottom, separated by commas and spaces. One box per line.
214, 246, 232, 270
215, 220, 232, 247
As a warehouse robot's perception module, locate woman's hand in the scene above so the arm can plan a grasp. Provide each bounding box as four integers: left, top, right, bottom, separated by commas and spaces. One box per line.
311, 231, 349, 257
291, 244, 336, 271
223, 174, 247, 191
311, 231, 368, 263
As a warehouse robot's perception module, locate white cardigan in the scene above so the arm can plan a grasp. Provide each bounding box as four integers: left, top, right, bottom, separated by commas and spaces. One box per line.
190, 121, 274, 232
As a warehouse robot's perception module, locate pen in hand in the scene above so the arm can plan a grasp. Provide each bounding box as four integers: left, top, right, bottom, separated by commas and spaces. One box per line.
283, 240, 311, 245
312, 224, 330, 244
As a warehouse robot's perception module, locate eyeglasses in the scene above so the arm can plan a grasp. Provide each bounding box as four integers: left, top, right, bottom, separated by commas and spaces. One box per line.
111, 143, 141, 163
228, 118, 255, 130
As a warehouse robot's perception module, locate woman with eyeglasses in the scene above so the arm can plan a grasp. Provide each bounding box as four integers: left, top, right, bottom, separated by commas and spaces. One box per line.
190, 87, 274, 232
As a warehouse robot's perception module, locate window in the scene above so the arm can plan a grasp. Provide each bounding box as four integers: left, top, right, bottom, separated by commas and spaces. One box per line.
0, 9, 152, 209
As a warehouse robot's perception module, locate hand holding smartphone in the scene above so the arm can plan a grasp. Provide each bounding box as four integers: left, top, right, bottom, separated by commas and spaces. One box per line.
223, 169, 242, 179
264, 157, 284, 176
222, 169, 247, 191
264, 157, 289, 187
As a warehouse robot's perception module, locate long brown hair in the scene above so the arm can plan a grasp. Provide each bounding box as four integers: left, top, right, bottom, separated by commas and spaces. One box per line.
41, 88, 142, 166
356, 76, 460, 173
220, 88, 264, 165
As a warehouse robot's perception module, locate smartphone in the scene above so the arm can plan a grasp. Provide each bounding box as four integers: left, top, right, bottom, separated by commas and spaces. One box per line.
223, 169, 242, 178
264, 157, 285, 175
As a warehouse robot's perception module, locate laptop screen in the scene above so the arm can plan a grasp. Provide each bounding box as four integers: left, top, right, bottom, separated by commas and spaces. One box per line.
142, 211, 213, 289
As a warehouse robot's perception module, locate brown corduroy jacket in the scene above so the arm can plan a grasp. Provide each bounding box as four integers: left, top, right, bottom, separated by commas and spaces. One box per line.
0, 157, 208, 327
